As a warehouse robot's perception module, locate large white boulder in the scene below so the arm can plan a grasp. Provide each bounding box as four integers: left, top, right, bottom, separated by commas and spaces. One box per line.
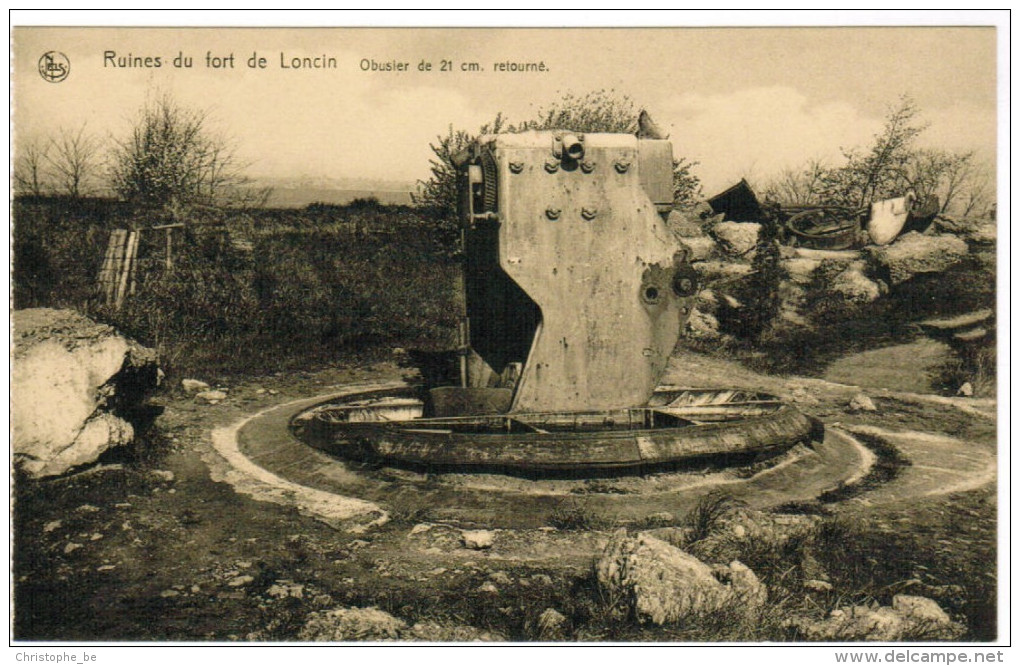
13, 308, 159, 478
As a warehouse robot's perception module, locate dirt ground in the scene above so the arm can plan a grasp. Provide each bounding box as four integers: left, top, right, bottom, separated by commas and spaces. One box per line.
12, 349, 998, 642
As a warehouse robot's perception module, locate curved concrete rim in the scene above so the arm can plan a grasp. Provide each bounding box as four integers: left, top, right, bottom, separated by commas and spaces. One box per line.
203, 382, 891, 528
206, 382, 407, 531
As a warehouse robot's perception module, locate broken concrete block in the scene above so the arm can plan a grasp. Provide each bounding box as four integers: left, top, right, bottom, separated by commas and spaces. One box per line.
712, 221, 761, 257
865, 232, 968, 285
13, 308, 159, 479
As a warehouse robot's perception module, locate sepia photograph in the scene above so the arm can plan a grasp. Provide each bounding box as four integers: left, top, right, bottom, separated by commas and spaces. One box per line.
9, 11, 1007, 653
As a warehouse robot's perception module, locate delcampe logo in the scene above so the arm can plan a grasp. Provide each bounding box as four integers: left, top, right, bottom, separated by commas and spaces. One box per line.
38, 51, 70, 82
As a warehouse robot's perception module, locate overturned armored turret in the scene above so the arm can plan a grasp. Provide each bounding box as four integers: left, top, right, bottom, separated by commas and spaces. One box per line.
442, 130, 700, 415
298, 129, 819, 476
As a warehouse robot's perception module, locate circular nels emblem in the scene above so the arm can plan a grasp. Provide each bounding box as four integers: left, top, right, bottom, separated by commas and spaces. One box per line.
38, 51, 70, 83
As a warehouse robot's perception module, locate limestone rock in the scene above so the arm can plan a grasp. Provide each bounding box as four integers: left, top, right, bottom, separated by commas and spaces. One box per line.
298, 607, 407, 641
865, 232, 969, 285
829, 267, 884, 304
667, 207, 712, 238
849, 393, 877, 412
784, 257, 823, 282
488, 571, 512, 586
13, 308, 159, 479
685, 308, 720, 340
892, 594, 954, 626
957, 382, 974, 397
804, 579, 834, 593
692, 261, 753, 290
461, 529, 495, 550
595, 529, 764, 625
195, 390, 228, 403
181, 379, 210, 394
714, 560, 767, 608
536, 608, 569, 640
682, 236, 718, 262
711, 221, 761, 257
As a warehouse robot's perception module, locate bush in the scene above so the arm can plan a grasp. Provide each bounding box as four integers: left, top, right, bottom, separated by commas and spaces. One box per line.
13, 197, 461, 379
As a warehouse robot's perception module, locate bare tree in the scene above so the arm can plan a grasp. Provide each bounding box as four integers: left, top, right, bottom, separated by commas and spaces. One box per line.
110, 93, 260, 212
816, 96, 927, 209
761, 159, 828, 205
46, 125, 102, 197
955, 160, 995, 218
14, 137, 51, 196
903, 148, 976, 214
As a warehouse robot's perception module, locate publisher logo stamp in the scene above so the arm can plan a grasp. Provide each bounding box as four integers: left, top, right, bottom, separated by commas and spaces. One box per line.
38, 51, 70, 82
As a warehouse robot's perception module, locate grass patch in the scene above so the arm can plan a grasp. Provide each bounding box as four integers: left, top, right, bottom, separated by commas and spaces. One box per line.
817, 431, 911, 503
548, 499, 616, 531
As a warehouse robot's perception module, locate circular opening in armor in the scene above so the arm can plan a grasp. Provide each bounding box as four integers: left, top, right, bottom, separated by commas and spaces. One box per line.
643, 286, 660, 303
672, 272, 698, 297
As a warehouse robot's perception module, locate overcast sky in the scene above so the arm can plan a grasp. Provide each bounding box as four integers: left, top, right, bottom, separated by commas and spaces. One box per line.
12, 26, 998, 194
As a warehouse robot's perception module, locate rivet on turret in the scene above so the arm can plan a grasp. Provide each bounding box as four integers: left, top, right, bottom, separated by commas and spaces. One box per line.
509, 161, 524, 174
545, 207, 561, 220
544, 160, 559, 174
581, 207, 598, 220
580, 160, 596, 173
614, 160, 631, 173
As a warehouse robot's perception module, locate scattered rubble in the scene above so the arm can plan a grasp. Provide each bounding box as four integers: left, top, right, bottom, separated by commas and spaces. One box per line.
787, 595, 965, 641
404, 621, 505, 642
266, 580, 305, 599
298, 606, 502, 642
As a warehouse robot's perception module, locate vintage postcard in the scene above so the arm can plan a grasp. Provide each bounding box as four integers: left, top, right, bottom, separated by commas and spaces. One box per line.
10, 14, 1005, 656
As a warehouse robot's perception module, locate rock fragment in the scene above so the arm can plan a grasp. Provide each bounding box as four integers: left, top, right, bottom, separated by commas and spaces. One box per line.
849, 393, 877, 412
181, 379, 210, 394
461, 529, 495, 550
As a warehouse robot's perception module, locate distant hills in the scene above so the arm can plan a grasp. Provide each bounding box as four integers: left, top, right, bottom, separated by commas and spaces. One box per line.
252, 175, 417, 208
